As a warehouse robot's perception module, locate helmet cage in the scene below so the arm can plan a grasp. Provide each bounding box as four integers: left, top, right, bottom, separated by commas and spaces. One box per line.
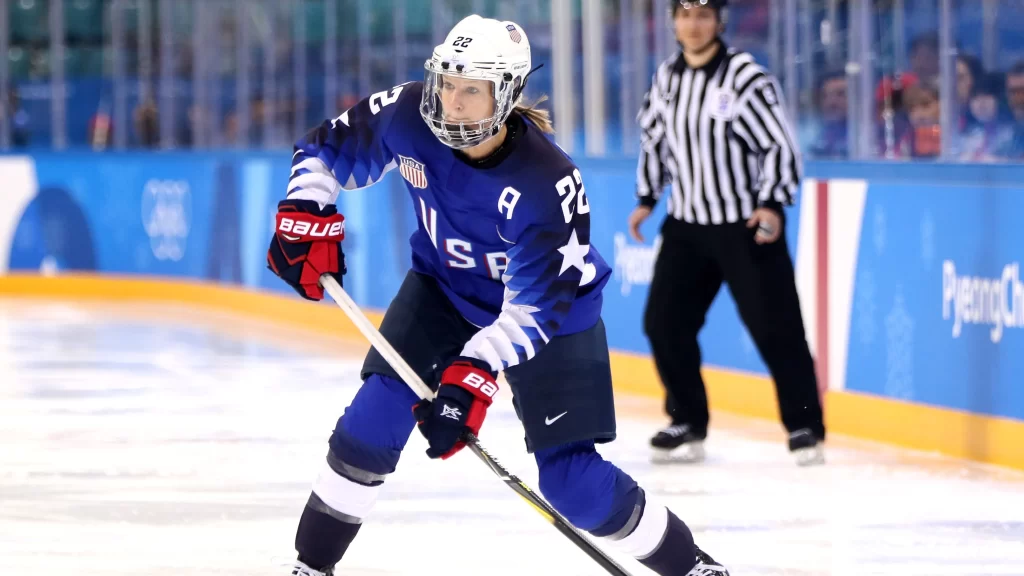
420, 58, 521, 150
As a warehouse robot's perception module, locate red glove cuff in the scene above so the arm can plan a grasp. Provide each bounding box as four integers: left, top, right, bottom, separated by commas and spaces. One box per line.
442, 360, 499, 407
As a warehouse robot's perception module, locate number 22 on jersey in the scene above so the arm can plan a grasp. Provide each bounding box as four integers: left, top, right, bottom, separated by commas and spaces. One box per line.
556, 169, 589, 224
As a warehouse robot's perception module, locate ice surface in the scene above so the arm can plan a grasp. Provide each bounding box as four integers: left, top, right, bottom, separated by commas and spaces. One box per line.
1, 300, 1023, 576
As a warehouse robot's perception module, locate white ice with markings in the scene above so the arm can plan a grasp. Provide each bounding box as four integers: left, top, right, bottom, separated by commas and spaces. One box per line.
1, 300, 1023, 576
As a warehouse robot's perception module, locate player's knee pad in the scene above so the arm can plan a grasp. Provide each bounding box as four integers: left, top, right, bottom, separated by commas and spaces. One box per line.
334, 372, 419, 471
312, 373, 418, 522
534, 440, 641, 535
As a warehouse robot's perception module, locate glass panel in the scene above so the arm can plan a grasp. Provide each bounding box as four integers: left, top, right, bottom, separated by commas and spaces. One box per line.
207, 0, 238, 149
798, 0, 851, 159
329, 0, 359, 115
998, 0, 1024, 161
295, 0, 322, 136
161, 0, 191, 149
514, 0, 553, 117
951, 0, 1024, 162
613, 0, 648, 155
870, 0, 941, 160
9, 0, 53, 147
0, 0, 10, 149
255, 0, 294, 149
729, 0, 778, 69
129, 0, 158, 148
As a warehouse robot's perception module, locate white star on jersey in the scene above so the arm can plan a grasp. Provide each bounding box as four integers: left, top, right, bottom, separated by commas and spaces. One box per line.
461, 229, 598, 374
558, 229, 589, 275
558, 229, 597, 285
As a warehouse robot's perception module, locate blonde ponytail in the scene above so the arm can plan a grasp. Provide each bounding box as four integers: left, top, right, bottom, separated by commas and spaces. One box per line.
514, 94, 555, 135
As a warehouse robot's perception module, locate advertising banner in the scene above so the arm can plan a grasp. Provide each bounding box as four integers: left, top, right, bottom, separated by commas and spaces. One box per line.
2, 153, 1020, 422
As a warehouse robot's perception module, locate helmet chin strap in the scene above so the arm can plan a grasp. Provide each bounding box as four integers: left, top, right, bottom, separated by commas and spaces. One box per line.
492, 63, 543, 137
511, 63, 544, 103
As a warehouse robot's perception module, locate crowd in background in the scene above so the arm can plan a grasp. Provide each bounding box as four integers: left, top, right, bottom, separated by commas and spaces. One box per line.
804, 32, 1024, 161
2, 0, 1024, 163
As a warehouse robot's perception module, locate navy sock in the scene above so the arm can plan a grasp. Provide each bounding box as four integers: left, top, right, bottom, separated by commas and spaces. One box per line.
637, 509, 697, 576
295, 493, 362, 572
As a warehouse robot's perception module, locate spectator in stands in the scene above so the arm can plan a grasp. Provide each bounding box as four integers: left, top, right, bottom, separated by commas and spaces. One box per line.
184, 105, 215, 148
909, 32, 939, 85
872, 32, 941, 159
960, 73, 1013, 162
134, 96, 159, 148
88, 99, 113, 151
956, 54, 983, 130
223, 111, 239, 146
802, 69, 849, 158
904, 79, 941, 158
5, 89, 31, 147
998, 62, 1024, 159
874, 74, 914, 158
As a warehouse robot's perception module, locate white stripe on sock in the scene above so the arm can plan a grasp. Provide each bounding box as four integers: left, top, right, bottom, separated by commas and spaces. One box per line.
310, 458, 381, 521
607, 501, 669, 559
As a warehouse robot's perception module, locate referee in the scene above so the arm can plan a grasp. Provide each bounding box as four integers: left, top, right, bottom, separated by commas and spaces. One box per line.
630, 0, 825, 466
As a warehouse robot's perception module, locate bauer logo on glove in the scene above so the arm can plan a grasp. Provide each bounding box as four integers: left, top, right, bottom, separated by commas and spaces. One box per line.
277, 216, 345, 242
460, 372, 499, 398
267, 198, 347, 301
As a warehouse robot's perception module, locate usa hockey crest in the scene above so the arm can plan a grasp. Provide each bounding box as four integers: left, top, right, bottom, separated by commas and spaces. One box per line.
399, 155, 428, 189
506, 24, 521, 43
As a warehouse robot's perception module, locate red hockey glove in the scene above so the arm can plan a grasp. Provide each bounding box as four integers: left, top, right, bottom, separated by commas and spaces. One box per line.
267, 199, 346, 301
412, 357, 499, 460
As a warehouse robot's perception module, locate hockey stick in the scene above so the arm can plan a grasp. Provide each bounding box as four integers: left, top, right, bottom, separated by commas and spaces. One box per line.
319, 274, 633, 576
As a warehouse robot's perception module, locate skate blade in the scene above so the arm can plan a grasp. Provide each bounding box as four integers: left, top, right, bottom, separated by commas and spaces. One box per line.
793, 444, 825, 466
651, 441, 706, 464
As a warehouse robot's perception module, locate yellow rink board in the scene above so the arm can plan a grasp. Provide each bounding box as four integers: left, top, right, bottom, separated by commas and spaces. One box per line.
2, 273, 1022, 471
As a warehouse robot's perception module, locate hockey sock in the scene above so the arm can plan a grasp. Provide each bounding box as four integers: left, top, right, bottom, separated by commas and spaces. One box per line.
602, 494, 698, 575
533, 440, 698, 575
294, 373, 419, 570
633, 508, 698, 575
295, 492, 362, 571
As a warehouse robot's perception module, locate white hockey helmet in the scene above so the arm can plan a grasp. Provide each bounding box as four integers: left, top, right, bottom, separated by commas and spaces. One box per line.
420, 14, 533, 149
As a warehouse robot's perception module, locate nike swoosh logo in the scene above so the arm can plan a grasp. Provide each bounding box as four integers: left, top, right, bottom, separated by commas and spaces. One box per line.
545, 411, 568, 426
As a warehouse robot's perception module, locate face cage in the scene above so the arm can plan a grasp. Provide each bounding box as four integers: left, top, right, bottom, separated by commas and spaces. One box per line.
420, 63, 518, 150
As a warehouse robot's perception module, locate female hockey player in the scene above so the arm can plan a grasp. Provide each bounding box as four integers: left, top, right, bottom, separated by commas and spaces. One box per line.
266, 14, 730, 576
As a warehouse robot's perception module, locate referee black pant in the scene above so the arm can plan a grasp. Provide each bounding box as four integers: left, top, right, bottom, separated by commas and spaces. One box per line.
643, 216, 825, 440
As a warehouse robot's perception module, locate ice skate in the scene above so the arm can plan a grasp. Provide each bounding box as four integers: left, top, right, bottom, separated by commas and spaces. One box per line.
788, 428, 825, 466
288, 560, 332, 576
687, 547, 730, 575
650, 424, 706, 463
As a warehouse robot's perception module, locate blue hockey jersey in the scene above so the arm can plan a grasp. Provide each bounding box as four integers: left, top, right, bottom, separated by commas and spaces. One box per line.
286, 82, 611, 373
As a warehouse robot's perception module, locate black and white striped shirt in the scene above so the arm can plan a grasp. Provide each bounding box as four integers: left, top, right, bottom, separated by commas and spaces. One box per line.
636, 43, 802, 224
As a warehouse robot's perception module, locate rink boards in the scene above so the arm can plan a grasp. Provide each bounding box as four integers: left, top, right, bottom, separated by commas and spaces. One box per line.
0, 153, 1022, 469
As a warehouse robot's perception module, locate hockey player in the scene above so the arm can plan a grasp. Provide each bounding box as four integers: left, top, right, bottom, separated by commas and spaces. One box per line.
266, 14, 730, 576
